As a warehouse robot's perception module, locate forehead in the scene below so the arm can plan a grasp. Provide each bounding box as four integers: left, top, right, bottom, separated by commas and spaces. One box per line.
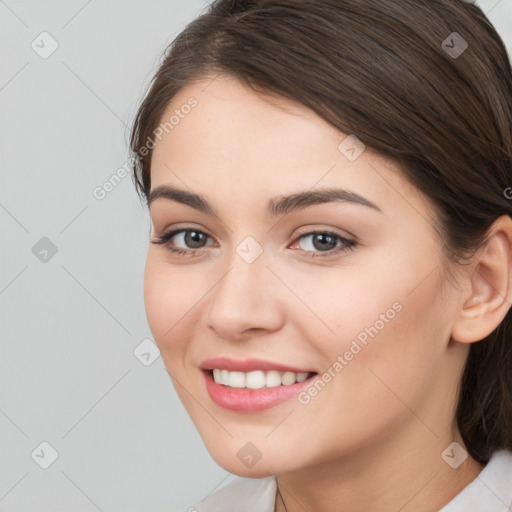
149, 75, 433, 226
152, 76, 348, 188
152, 74, 340, 166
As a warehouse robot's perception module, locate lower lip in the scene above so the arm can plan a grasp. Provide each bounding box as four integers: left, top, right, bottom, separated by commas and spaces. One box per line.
202, 370, 317, 412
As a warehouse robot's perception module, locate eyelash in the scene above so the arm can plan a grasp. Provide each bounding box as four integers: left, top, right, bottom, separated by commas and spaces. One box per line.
151, 228, 357, 259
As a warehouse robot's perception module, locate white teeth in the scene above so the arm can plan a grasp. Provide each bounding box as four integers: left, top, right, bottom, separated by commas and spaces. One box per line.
296, 372, 308, 382
265, 370, 282, 388
281, 371, 296, 386
246, 370, 266, 389
228, 371, 245, 388
211, 369, 312, 388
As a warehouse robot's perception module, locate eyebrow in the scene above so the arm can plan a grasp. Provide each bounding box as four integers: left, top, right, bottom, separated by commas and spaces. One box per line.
148, 185, 383, 216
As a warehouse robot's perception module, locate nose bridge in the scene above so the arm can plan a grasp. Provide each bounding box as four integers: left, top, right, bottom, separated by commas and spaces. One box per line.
212, 238, 269, 312
206, 237, 283, 338
218, 233, 269, 294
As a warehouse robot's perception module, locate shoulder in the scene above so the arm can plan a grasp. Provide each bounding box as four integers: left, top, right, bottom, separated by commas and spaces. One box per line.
181, 475, 277, 512
440, 449, 512, 511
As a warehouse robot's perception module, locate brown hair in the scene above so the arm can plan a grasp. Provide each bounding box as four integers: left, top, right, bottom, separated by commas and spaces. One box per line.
129, 0, 512, 463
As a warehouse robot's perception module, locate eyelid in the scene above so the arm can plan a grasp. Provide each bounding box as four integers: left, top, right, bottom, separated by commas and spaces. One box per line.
292, 224, 355, 241
152, 225, 357, 261
152, 224, 353, 246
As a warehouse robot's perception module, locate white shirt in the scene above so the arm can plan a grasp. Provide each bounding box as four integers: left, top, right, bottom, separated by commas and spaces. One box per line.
183, 449, 512, 511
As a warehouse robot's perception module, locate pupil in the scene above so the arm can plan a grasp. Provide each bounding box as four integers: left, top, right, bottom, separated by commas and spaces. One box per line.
313, 233, 336, 251
185, 231, 205, 249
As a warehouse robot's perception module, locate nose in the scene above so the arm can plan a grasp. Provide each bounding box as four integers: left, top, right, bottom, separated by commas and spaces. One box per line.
205, 249, 285, 341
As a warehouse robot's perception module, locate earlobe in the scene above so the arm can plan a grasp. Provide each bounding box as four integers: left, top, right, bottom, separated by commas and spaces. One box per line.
451, 215, 512, 345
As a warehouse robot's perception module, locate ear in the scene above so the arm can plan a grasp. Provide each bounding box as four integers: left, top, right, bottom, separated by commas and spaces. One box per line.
451, 215, 512, 344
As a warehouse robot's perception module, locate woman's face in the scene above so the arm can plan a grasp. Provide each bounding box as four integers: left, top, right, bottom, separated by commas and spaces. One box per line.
145, 75, 468, 477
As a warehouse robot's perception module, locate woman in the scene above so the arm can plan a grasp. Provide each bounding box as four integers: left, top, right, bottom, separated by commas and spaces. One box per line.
129, 0, 512, 510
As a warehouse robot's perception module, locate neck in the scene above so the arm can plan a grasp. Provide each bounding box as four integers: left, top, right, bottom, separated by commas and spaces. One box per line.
274, 422, 485, 512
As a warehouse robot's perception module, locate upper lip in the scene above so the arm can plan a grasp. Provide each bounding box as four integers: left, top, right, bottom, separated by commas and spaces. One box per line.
200, 357, 315, 374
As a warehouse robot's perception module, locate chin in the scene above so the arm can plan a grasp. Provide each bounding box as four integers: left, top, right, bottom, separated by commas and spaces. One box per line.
204, 441, 302, 479
214, 456, 279, 479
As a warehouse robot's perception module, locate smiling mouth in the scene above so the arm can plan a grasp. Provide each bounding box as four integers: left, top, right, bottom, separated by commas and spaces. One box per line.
202, 367, 319, 412
206, 369, 317, 389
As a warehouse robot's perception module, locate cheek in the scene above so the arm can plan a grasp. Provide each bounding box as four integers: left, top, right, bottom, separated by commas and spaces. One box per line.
281, 256, 405, 354
298, 246, 448, 398
325, 271, 447, 420
143, 253, 204, 357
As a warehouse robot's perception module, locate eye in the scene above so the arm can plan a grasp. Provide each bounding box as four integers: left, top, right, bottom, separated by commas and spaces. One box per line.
151, 227, 357, 259
151, 228, 215, 256
290, 230, 356, 258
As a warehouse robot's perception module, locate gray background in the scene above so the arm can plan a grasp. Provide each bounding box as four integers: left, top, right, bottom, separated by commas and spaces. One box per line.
0, 1, 511, 511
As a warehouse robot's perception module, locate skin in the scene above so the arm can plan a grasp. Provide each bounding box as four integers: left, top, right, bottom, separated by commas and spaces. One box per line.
145, 74, 512, 512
